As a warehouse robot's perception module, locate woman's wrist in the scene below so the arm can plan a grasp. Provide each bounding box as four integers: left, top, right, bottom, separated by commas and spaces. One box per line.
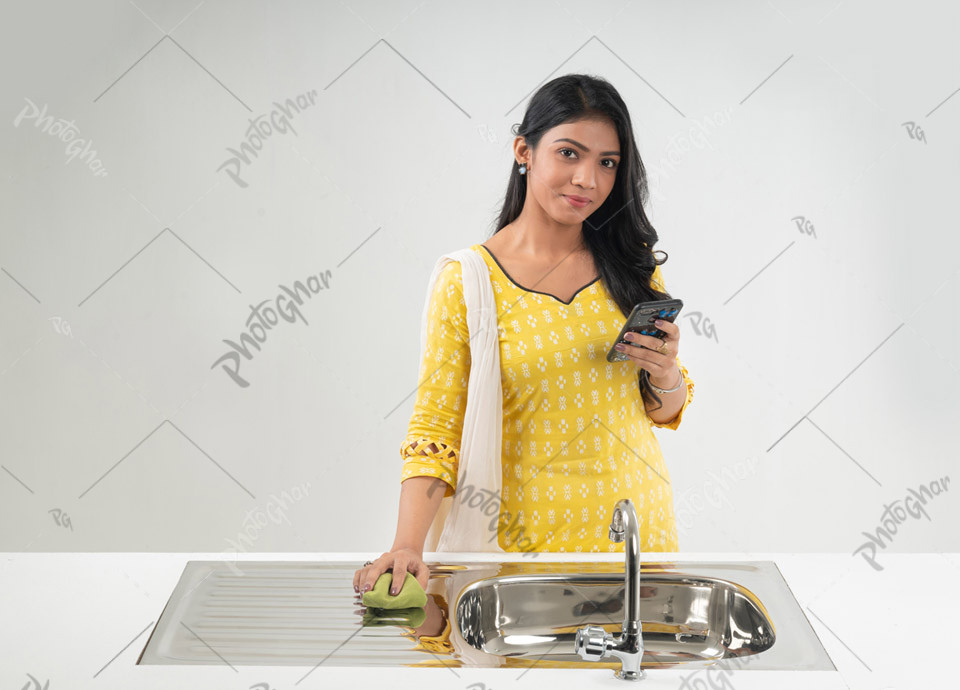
391, 542, 424, 558
648, 364, 683, 392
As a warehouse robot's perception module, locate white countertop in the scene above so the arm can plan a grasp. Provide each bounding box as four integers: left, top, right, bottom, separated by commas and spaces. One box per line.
2, 551, 955, 689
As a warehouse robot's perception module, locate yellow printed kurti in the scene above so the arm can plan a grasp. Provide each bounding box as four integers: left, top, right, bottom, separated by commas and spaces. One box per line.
400, 244, 695, 552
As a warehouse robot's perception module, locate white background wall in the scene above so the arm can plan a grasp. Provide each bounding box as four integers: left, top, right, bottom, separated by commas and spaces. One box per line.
1, 0, 957, 562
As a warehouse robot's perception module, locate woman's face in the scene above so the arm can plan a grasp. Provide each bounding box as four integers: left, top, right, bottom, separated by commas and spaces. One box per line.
521, 118, 621, 224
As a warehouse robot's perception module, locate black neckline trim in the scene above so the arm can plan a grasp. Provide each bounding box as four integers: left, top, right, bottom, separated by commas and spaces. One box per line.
477, 244, 601, 306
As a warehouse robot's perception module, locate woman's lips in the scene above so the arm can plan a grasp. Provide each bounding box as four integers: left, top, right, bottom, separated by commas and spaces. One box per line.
564, 195, 590, 208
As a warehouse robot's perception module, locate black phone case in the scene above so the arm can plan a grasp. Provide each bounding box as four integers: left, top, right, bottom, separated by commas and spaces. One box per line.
606, 298, 684, 363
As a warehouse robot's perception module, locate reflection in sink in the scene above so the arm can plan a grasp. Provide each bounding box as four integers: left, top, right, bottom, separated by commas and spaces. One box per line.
457, 571, 775, 668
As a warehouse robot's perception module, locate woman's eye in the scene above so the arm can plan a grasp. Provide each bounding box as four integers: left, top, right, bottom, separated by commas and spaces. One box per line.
560, 148, 617, 169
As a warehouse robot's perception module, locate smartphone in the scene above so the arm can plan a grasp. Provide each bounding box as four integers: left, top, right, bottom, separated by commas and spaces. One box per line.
606, 298, 684, 363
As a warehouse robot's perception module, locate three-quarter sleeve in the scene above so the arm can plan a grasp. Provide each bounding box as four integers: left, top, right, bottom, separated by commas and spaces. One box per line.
647, 264, 695, 430
399, 260, 472, 497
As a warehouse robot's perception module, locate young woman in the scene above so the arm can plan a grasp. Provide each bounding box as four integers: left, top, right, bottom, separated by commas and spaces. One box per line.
355, 74, 695, 597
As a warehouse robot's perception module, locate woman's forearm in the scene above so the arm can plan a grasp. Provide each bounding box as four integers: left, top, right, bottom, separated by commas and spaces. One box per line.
391, 475, 448, 556
643, 365, 686, 425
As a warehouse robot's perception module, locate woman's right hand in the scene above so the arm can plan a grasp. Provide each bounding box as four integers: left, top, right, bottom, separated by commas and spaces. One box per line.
353, 547, 431, 597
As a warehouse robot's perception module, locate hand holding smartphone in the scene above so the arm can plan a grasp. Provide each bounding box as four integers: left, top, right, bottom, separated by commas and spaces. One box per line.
607, 298, 683, 363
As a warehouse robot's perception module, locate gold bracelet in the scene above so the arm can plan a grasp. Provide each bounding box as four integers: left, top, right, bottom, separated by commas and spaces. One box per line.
647, 366, 684, 394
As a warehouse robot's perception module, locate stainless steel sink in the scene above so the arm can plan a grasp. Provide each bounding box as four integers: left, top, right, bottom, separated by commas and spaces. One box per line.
457, 571, 775, 667
137, 558, 834, 672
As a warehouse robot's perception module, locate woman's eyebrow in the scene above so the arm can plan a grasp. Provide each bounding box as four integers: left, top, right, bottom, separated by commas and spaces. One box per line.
552, 137, 620, 156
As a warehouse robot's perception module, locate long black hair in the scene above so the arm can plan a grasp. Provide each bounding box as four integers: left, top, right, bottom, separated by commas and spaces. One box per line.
490, 73, 675, 412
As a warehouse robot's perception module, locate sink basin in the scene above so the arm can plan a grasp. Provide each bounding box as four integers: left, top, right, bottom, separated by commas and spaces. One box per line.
457, 571, 775, 668
136, 558, 834, 672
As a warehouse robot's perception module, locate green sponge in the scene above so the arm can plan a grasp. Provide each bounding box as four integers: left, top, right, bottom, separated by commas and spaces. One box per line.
361, 572, 427, 609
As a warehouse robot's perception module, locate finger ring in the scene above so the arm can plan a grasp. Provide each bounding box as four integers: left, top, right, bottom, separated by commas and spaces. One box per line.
657, 342, 669, 355
363, 560, 373, 567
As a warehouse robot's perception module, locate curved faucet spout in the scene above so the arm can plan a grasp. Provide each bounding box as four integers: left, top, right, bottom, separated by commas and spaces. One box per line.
615, 499, 643, 640
574, 498, 646, 681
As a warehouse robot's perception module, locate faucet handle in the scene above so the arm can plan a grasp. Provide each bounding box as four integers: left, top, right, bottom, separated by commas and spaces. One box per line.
609, 506, 625, 542
574, 625, 611, 661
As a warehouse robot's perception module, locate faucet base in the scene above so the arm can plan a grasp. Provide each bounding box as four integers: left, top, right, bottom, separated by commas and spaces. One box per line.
615, 668, 646, 681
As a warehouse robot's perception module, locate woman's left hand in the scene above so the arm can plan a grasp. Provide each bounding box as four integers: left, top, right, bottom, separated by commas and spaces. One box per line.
614, 318, 681, 385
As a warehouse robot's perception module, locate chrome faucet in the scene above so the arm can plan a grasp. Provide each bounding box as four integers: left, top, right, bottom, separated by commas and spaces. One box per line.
573, 498, 646, 681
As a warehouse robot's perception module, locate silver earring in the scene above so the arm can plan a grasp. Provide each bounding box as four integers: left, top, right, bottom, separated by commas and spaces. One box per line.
518, 163, 527, 175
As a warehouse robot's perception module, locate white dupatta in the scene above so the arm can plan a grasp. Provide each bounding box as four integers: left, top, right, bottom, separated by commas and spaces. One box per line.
418, 247, 505, 554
